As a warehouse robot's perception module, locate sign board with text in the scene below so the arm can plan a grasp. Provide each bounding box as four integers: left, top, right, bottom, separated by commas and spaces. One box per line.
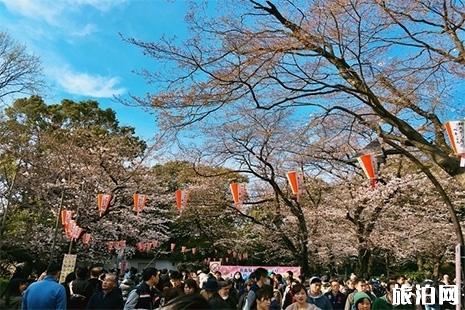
59, 254, 77, 283
209, 262, 300, 279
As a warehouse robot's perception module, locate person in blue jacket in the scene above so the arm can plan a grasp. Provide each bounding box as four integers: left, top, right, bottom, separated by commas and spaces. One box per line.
22, 261, 67, 310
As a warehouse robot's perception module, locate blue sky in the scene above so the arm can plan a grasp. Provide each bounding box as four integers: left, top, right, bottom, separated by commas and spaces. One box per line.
0, 0, 193, 140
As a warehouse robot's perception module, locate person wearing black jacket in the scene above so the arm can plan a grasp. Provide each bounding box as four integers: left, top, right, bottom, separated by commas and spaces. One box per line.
87, 266, 103, 298
87, 273, 124, 309
209, 280, 237, 310
324, 279, 346, 310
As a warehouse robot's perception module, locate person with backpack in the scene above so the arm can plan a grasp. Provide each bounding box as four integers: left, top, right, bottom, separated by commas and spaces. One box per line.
124, 267, 161, 310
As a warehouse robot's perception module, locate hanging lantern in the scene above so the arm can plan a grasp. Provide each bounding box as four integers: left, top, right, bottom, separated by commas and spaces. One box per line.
71, 225, 83, 241
230, 183, 247, 208
81, 233, 92, 246
181, 246, 186, 253
445, 120, 465, 167
286, 171, 301, 198
114, 240, 126, 251
171, 243, 176, 252
61, 210, 72, 226
175, 189, 189, 211
192, 247, 197, 255
64, 219, 77, 240
133, 193, 147, 215
97, 194, 112, 217
357, 154, 378, 188
243, 252, 248, 260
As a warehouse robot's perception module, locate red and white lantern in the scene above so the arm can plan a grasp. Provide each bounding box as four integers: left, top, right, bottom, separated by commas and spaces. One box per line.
81, 233, 91, 246
286, 171, 303, 199
175, 189, 189, 211
97, 194, 111, 217
357, 154, 378, 188
133, 194, 147, 215
230, 183, 247, 208
117, 240, 126, 250
445, 120, 465, 167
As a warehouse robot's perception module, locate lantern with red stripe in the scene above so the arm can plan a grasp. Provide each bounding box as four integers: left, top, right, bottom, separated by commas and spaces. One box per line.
230, 182, 247, 208
133, 194, 147, 215
175, 189, 189, 211
97, 194, 111, 217
136, 242, 145, 252
61, 210, 73, 238
113, 240, 126, 251
81, 233, 92, 246
286, 171, 303, 199
61, 210, 73, 226
64, 220, 75, 239
445, 120, 465, 167
71, 225, 83, 241
357, 153, 378, 188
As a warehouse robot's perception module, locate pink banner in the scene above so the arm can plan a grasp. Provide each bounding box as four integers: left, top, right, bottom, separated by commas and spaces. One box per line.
209, 262, 300, 279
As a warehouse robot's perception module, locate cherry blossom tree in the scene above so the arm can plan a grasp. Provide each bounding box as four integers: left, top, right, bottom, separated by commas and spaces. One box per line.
0, 96, 170, 266
124, 0, 465, 246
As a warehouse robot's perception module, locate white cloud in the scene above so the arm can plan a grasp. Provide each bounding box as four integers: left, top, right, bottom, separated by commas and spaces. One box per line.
0, 0, 60, 25
72, 0, 127, 12
51, 67, 126, 98
0, 0, 126, 31
70, 23, 98, 38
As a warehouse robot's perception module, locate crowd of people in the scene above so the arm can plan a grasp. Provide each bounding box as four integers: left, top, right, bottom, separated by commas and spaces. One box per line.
0, 261, 458, 310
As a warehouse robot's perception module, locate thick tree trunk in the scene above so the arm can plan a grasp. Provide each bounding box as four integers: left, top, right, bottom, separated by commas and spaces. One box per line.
417, 256, 424, 273
357, 247, 371, 278
297, 213, 311, 278
433, 256, 441, 279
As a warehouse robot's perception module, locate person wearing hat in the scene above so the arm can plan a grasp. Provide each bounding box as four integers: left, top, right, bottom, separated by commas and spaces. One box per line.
200, 278, 219, 301
307, 277, 333, 309
352, 291, 372, 310
208, 280, 237, 309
